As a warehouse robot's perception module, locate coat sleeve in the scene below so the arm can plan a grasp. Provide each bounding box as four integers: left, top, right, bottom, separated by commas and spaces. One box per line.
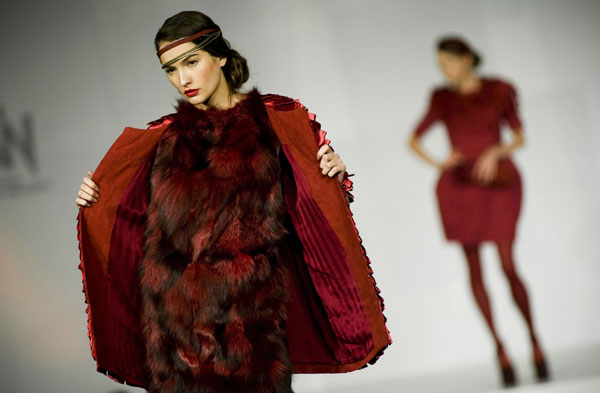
413, 89, 442, 138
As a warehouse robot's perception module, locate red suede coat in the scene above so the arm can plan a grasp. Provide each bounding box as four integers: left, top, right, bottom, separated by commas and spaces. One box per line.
77, 94, 390, 388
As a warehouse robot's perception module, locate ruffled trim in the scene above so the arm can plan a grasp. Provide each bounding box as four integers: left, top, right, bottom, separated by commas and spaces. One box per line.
340, 193, 392, 363
76, 209, 97, 364
340, 172, 355, 203
263, 94, 391, 364
147, 114, 174, 129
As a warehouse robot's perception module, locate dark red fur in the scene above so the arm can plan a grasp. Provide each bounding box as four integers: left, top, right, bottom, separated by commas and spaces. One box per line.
139, 90, 293, 393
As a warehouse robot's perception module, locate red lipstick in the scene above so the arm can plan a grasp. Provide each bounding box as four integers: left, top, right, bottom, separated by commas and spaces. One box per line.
184, 89, 199, 97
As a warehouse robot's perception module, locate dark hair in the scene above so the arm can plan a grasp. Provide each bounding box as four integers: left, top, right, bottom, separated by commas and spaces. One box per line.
437, 36, 482, 68
155, 11, 249, 91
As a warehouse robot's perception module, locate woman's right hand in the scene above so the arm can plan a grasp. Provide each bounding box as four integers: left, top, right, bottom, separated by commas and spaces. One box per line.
76, 171, 100, 208
438, 150, 464, 171
409, 135, 463, 171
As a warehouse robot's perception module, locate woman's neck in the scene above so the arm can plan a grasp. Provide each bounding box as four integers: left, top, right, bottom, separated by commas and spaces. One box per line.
197, 75, 244, 110
204, 92, 244, 110
456, 72, 481, 95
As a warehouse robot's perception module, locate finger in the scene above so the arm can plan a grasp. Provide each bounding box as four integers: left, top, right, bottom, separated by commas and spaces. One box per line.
322, 153, 335, 161
78, 190, 96, 203
321, 158, 342, 172
482, 172, 492, 184
81, 182, 98, 197
325, 156, 342, 164
83, 176, 99, 192
487, 166, 497, 183
76, 197, 91, 208
81, 183, 99, 198
319, 153, 333, 167
329, 160, 345, 173
86, 171, 97, 185
321, 161, 339, 175
471, 163, 480, 177
324, 154, 339, 165
328, 166, 343, 177
319, 154, 331, 169
78, 189, 98, 203
83, 181, 99, 195
481, 164, 494, 183
316, 145, 331, 160
490, 167, 497, 180
476, 165, 487, 181
472, 165, 483, 181
480, 165, 490, 182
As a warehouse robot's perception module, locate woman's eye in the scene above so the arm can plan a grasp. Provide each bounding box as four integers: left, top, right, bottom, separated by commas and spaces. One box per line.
187, 60, 197, 66
165, 68, 175, 75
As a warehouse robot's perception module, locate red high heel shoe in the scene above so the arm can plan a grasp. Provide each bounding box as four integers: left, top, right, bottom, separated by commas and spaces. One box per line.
500, 362, 517, 388
497, 346, 517, 388
533, 343, 550, 382
534, 358, 549, 382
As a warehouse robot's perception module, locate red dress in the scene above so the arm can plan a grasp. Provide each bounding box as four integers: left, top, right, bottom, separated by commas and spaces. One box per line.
413, 77, 523, 244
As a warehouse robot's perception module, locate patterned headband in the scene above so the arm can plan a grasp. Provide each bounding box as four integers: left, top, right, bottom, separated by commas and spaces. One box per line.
157, 28, 221, 68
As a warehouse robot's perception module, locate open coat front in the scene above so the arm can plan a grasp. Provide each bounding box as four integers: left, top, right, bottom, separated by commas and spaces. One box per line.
77, 94, 390, 388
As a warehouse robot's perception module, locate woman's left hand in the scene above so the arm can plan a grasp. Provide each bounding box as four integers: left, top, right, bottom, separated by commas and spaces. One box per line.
317, 145, 346, 182
473, 146, 502, 184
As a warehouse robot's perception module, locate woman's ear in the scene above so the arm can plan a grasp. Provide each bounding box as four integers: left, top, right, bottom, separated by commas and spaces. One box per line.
219, 56, 227, 67
466, 53, 476, 68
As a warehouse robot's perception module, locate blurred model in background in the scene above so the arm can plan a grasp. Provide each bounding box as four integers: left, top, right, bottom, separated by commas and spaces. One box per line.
408, 36, 548, 387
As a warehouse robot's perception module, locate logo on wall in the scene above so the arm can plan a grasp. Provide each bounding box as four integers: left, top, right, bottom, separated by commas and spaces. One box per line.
0, 106, 47, 200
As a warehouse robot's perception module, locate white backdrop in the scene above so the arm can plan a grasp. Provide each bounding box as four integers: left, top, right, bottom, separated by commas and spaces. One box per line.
0, 1, 599, 392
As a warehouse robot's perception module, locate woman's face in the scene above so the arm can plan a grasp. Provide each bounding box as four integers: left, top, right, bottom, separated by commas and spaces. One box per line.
437, 50, 473, 86
158, 41, 228, 108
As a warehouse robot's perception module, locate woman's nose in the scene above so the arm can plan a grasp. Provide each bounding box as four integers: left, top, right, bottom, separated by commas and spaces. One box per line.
179, 69, 191, 87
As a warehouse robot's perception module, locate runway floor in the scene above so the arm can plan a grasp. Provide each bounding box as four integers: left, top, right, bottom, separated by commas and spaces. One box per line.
104, 345, 600, 393
303, 344, 600, 393
485, 375, 600, 393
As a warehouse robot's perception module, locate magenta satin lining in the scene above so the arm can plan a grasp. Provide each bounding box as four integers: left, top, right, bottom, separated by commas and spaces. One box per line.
107, 159, 152, 380
281, 145, 373, 363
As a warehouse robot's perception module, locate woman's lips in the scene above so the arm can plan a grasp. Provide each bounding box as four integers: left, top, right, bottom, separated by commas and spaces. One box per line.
184, 89, 199, 97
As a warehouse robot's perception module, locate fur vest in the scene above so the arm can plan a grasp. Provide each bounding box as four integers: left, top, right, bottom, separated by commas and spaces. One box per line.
139, 90, 293, 393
